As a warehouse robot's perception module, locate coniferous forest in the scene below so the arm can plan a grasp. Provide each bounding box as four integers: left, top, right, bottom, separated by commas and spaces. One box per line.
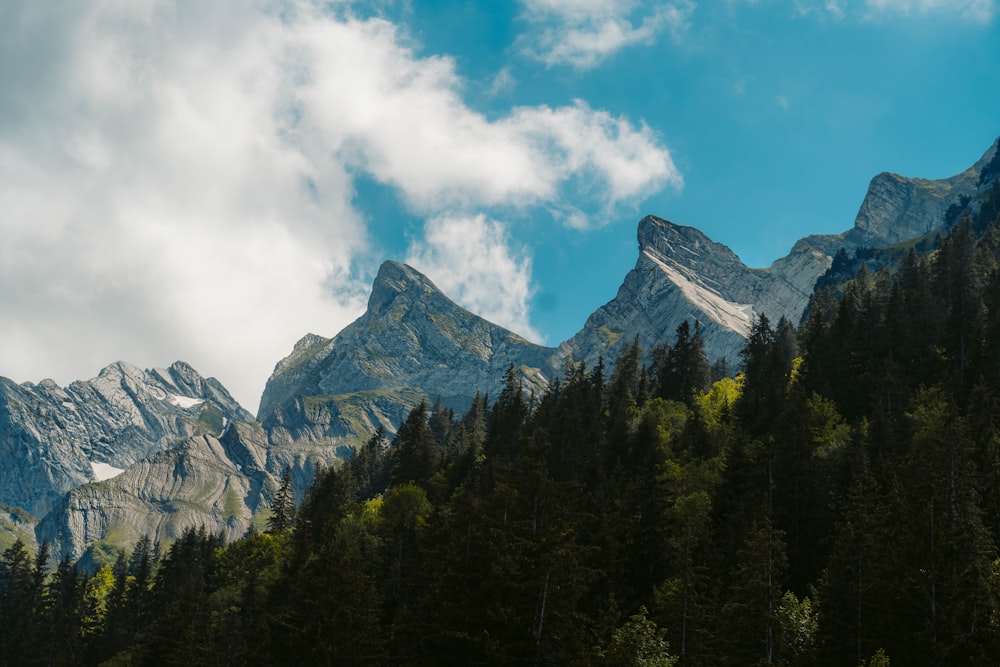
8, 215, 1000, 666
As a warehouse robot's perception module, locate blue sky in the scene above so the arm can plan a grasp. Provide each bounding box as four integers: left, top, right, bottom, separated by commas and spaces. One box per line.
0, 0, 997, 410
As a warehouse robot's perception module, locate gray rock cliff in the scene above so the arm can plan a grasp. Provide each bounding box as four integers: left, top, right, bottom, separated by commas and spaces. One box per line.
36, 421, 278, 560
259, 261, 555, 451
796, 138, 1000, 256
556, 216, 831, 369
0, 361, 252, 516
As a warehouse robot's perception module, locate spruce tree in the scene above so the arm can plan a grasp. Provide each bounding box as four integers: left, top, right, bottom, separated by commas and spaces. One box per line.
267, 466, 297, 534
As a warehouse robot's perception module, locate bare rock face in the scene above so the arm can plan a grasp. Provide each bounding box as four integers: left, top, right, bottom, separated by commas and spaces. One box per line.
557, 216, 831, 369
0, 361, 252, 516
36, 421, 278, 560
798, 138, 1000, 256
258, 261, 555, 450
851, 171, 960, 244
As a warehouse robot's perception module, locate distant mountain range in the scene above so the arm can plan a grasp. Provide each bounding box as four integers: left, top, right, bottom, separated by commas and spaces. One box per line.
2, 136, 998, 562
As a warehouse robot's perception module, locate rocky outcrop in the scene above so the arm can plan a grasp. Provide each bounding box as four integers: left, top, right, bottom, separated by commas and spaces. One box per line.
36, 421, 277, 561
798, 138, 1000, 256
557, 216, 831, 369
258, 261, 555, 449
0, 361, 252, 516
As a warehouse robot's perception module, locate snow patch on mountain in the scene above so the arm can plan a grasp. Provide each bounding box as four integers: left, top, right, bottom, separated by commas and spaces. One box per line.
91, 461, 125, 482
169, 395, 205, 409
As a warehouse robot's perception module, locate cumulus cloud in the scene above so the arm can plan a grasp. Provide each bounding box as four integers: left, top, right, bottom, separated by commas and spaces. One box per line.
405, 215, 542, 342
291, 17, 680, 213
519, 0, 696, 69
0, 1, 372, 412
0, 0, 678, 410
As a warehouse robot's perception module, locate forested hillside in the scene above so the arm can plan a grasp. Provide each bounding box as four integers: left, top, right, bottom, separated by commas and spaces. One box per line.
6, 213, 1000, 666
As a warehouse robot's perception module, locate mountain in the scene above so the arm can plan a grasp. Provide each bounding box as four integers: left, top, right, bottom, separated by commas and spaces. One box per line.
258, 260, 554, 447
797, 137, 1000, 256
256, 137, 1000, 454
6, 136, 999, 564
563, 138, 1000, 371
0, 361, 252, 517
36, 421, 279, 562
257, 226, 832, 452
556, 215, 831, 369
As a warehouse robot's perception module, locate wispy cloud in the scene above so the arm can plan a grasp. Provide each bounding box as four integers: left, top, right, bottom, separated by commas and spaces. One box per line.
0, 0, 679, 408
518, 0, 696, 69
864, 0, 995, 22
488, 66, 517, 97
792, 0, 994, 21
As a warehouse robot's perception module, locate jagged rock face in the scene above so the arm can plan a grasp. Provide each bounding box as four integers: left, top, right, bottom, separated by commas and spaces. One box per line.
261, 225, 833, 452
558, 216, 831, 369
798, 138, 1000, 256
0, 361, 252, 516
258, 261, 555, 449
36, 421, 278, 561
850, 170, 973, 245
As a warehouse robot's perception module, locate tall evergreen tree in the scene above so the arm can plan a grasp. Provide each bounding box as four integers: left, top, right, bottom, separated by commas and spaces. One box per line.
392, 400, 439, 486
657, 320, 711, 407
267, 466, 297, 534
487, 362, 528, 461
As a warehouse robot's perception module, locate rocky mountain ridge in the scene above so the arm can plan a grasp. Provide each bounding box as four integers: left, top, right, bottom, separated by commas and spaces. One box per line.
4, 135, 999, 562
256, 137, 1000, 459
36, 421, 276, 563
0, 361, 251, 518
796, 137, 1000, 256
556, 215, 831, 370
259, 260, 554, 454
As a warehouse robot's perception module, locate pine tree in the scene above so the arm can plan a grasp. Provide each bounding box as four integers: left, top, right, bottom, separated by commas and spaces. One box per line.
43, 555, 86, 666
352, 424, 392, 500
267, 466, 297, 534
487, 362, 528, 461
0, 539, 38, 665
392, 400, 438, 486
656, 320, 711, 406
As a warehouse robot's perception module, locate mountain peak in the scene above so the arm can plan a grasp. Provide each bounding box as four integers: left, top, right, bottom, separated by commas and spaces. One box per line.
637, 214, 682, 249
637, 214, 742, 266
848, 138, 999, 246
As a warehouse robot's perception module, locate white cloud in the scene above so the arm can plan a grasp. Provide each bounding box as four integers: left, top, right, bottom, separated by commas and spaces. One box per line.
0, 1, 372, 412
292, 16, 680, 213
0, 0, 677, 411
793, 0, 848, 17
406, 215, 543, 342
519, 0, 696, 69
